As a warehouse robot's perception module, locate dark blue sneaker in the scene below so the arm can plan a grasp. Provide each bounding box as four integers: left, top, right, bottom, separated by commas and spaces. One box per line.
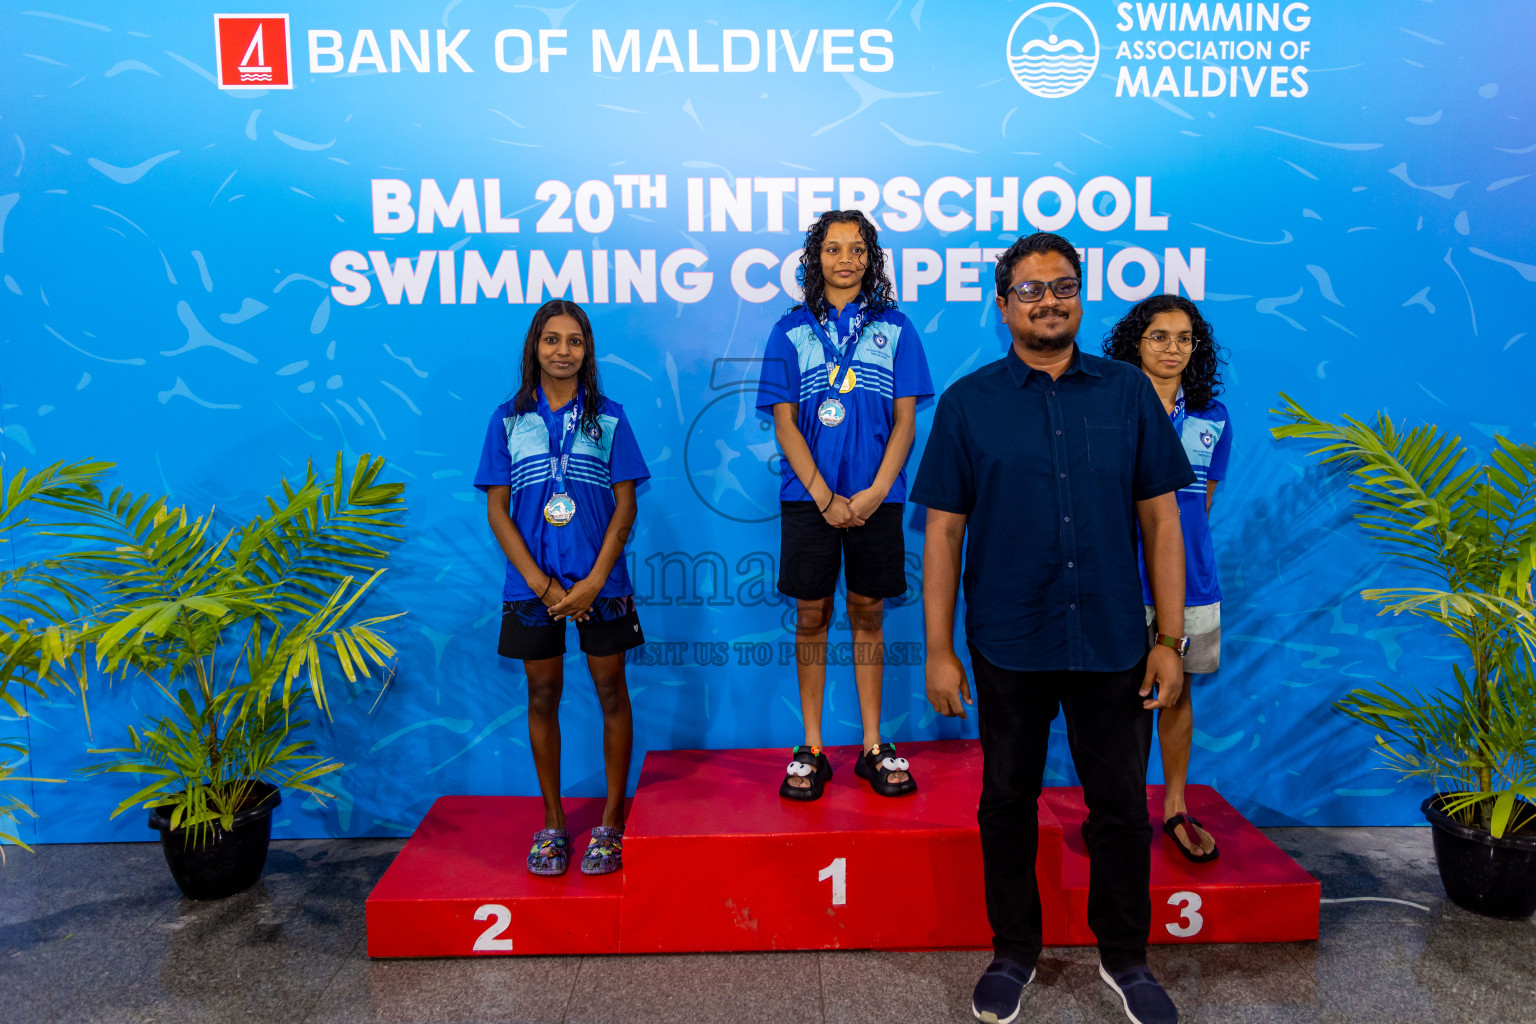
971, 958, 1035, 1023
1098, 963, 1178, 1024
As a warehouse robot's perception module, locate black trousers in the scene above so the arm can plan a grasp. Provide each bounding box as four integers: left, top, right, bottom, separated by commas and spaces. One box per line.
969, 643, 1154, 973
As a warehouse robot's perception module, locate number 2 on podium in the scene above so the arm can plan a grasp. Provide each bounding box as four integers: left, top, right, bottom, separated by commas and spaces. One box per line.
818, 857, 847, 906
473, 903, 514, 951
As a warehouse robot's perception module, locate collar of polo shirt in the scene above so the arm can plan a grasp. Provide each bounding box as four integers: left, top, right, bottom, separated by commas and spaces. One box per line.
1004, 344, 1103, 387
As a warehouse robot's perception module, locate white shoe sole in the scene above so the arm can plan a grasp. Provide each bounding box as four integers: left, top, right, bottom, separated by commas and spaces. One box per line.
1098, 963, 1170, 1024
971, 968, 1035, 1024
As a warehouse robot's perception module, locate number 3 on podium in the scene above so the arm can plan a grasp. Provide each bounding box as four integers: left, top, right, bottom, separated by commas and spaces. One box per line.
818, 857, 847, 906
473, 903, 514, 951
1165, 891, 1204, 937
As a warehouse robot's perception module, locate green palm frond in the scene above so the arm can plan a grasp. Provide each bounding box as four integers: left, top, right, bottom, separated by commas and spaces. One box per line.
4, 453, 405, 848
1273, 397, 1536, 836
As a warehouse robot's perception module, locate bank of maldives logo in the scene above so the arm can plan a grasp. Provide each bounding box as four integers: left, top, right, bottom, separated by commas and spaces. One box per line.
214, 14, 293, 90
1006, 3, 1099, 98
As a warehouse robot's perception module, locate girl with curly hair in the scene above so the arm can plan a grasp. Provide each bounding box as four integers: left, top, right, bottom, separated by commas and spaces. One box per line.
755, 210, 933, 801
1104, 294, 1233, 863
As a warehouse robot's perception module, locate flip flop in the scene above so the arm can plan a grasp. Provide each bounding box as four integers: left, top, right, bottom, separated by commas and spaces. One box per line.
780, 745, 832, 801
854, 742, 917, 797
1163, 812, 1219, 863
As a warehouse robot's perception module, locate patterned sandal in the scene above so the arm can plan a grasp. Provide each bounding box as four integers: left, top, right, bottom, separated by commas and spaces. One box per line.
526, 828, 569, 876
580, 826, 624, 875
854, 742, 917, 797
779, 745, 832, 801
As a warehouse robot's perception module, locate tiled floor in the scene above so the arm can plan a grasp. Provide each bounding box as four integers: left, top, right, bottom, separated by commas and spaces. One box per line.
2, 828, 1534, 1023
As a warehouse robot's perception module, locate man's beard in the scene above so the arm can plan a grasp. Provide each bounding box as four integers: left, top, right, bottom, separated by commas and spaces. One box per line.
1020, 325, 1075, 352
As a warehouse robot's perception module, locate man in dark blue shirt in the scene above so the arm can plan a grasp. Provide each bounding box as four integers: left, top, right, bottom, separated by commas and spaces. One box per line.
910, 232, 1194, 1024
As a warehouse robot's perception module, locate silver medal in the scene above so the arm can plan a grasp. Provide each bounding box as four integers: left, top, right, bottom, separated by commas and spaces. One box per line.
543, 492, 577, 526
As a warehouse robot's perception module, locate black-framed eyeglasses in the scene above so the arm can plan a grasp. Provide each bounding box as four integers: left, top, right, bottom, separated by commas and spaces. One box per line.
1008, 277, 1080, 303
1142, 332, 1196, 352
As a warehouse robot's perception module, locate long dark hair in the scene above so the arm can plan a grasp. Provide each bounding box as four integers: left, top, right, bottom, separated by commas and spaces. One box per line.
512, 299, 606, 440
794, 210, 895, 320
1102, 294, 1226, 412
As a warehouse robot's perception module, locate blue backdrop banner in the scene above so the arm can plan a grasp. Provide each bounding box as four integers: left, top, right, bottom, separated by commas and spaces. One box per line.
2, 1, 1533, 842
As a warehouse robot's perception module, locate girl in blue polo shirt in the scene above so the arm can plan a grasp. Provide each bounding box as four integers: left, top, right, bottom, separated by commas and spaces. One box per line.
1105, 294, 1231, 863
756, 210, 933, 801
474, 299, 650, 877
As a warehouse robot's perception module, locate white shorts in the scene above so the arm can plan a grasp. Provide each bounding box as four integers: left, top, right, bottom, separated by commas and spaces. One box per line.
1145, 602, 1221, 675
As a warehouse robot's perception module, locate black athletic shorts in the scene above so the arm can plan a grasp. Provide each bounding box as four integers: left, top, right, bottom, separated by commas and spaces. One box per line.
497, 595, 645, 661
777, 501, 908, 601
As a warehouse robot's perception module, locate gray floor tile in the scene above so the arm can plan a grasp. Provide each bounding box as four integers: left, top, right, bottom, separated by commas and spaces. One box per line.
303, 954, 581, 1024
565, 951, 822, 1024
1310, 905, 1536, 1024
1139, 943, 1329, 1022
820, 948, 1090, 1023
7, 932, 354, 1024
0, 841, 178, 944
1265, 826, 1443, 903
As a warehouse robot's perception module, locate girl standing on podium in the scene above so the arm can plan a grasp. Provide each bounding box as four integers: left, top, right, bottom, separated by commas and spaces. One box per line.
474, 299, 650, 877
756, 210, 934, 801
1105, 294, 1232, 863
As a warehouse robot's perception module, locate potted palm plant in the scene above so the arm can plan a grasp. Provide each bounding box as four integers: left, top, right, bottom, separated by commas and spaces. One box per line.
0, 460, 109, 855
1272, 395, 1536, 918
50, 453, 408, 898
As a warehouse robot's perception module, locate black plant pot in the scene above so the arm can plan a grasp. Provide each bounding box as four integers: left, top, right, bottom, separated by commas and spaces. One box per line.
1422, 794, 1536, 920
148, 782, 282, 900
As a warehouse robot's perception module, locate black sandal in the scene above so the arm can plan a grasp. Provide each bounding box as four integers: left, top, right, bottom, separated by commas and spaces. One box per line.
779, 745, 832, 801
1163, 812, 1219, 863
854, 743, 917, 797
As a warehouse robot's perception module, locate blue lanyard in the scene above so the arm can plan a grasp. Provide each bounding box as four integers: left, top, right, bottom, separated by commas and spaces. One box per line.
537, 384, 583, 492
807, 303, 866, 398
1170, 385, 1186, 435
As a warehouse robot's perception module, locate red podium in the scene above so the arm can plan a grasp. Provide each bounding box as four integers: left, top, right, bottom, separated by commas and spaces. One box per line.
366, 739, 1318, 957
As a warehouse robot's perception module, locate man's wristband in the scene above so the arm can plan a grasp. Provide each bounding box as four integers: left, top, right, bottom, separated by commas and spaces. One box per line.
540, 577, 554, 599
819, 495, 833, 513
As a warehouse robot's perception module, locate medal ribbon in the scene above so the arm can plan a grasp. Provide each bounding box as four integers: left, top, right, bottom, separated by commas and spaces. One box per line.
808, 302, 867, 400
1170, 385, 1187, 435
538, 383, 584, 494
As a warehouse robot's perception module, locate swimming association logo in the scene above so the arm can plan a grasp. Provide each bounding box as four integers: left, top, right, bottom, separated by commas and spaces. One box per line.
214, 14, 293, 90
1006, 3, 1100, 99
1200, 428, 1215, 449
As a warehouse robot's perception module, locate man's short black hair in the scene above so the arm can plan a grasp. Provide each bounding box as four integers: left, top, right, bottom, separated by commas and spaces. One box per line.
994, 232, 1082, 297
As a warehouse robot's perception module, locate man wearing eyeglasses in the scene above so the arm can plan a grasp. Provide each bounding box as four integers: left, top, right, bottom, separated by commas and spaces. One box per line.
910, 232, 1193, 1024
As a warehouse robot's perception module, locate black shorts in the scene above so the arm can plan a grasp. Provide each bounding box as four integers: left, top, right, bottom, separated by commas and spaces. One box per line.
777, 501, 908, 601
497, 595, 645, 661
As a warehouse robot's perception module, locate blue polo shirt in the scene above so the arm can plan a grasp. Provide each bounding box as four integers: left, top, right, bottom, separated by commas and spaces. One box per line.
755, 299, 933, 502
1139, 392, 1232, 606
909, 347, 1195, 673
473, 390, 649, 601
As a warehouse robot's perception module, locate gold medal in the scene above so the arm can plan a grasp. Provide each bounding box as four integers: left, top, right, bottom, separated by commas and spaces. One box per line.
828, 365, 857, 394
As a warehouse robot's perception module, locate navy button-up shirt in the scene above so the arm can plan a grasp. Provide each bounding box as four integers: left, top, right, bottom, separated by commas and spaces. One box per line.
910, 346, 1194, 673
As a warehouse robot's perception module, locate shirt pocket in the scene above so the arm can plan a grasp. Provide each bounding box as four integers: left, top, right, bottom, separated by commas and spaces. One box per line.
1085, 417, 1131, 475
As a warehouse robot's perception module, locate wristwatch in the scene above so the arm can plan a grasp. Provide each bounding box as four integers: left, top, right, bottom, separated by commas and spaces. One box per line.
1154, 632, 1190, 658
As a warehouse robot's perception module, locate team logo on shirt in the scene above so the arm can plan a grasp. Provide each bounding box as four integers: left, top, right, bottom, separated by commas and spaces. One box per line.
873, 331, 888, 349
1200, 428, 1214, 449
586, 422, 603, 442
